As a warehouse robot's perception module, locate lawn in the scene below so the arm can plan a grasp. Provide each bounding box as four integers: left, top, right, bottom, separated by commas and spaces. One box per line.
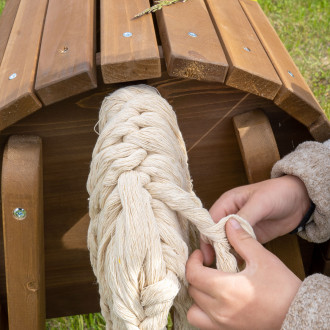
0, 0, 329, 329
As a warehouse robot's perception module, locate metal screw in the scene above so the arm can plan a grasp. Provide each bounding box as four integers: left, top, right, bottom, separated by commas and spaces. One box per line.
123, 32, 132, 38
288, 70, 294, 77
59, 46, 69, 54
13, 208, 27, 220
188, 32, 197, 38
9, 73, 17, 80
243, 47, 251, 52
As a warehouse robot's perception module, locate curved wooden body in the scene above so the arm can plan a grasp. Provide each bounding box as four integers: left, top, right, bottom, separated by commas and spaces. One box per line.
0, 0, 329, 324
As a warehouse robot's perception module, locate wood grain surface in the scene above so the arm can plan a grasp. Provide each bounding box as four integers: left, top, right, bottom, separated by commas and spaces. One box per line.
35, 0, 97, 106
101, 0, 161, 83
156, 0, 228, 82
0, 72, 313, 317
239, 0, 329, 140
0, 0, 22, 66
2, 136, 45, 329
233, 109, 305, 280
205, 0, 282, 99
0, 0, 48, 131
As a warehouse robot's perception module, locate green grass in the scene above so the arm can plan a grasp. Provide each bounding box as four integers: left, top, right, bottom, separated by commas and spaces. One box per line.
0, 0, 328, 329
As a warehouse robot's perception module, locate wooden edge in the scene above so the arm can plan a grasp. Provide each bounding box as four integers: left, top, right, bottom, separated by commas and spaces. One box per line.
233, 109, 305, 279
204, 0, 282, 99
155, 0, 228, 82
239, 0, 327, 131
101, 0, 161, 84
0, 0, 48, 132
2, 135, 45, 329
0, 0, 22, 66
35, 0, 97, 106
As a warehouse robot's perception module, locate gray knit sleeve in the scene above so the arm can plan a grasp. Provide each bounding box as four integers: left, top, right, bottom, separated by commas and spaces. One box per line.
271, 140, 330, 243
281, 274, 330, 329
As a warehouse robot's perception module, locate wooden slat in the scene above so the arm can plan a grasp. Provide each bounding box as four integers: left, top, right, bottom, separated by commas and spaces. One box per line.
233, 109, 305, 280
35, 0, 97, 106
2, 136, 45, 329
0, 0, 48, 131
205, 0, 282, 99
239, 0, 329, 139
156, 0, 228, 82
101, 0, 161, 84
0, 0, 22, 66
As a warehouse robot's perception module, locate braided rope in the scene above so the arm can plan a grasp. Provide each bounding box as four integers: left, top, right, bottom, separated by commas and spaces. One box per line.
87, 85, 255, 329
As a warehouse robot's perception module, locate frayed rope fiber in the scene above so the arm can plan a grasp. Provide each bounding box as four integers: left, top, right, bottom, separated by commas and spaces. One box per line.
87, 85, 255, 329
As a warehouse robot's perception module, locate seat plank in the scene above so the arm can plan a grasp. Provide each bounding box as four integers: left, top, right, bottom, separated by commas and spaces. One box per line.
35, 0, 97, 106
101, 0, 161, 84
0, 0, 47, 131
2, 136, 45, 329
156, 0, 228, 82
205, 0, 282, 99
239, 0, 329, 140
233, 109, 305, 280
0, 0, 22, 66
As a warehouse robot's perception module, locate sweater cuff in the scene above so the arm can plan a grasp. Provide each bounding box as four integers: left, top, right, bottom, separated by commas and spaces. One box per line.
281, 274, 330, 329
271, 140, 330, 243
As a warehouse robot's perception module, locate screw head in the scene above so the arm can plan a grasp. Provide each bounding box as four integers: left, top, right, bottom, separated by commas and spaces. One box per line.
288, 70, 294, 77
13, 208, 27, 220
243, 47, 251, 52
188, 32, 197, 38
123, 32, 132, 38
9, 73, 17, 80
59, 46, 69, 54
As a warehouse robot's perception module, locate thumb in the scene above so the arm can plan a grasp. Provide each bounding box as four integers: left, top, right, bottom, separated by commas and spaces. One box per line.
225, 218, 262, 263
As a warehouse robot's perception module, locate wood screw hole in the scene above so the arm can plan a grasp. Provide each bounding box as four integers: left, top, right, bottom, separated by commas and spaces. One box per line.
13, 208, 27, 220
288, 70, 294, 77
59, 46, 69, 54
8, 73, 17, 80
188, 32, 197, 38
123, 32, 133, 38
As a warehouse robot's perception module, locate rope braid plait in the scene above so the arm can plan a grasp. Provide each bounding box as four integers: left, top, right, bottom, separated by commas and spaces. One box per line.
87, 85, 256, 329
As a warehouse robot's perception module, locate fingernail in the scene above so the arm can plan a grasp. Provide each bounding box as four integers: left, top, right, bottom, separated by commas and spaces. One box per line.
229, 219, 241, 230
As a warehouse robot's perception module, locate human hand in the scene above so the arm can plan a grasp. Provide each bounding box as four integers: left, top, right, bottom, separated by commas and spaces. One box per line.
202, 175, 310, 265
186, 219, 302, 330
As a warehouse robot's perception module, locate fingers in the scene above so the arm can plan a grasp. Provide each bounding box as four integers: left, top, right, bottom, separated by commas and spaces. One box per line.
187, 304, 219, 330
186, 250, 222, 296
225, 219, 262, 264
200, 238, 215, 266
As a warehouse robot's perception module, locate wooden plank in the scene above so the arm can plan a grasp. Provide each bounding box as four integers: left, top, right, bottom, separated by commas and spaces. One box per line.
233, 109, 305, 280
155, 0, 228, 82
239, 0, 327, 132
2, 136, 45, 329
233, 109, 280, 183
35, 0, 97, 106
205, 0, 282, 99
101, 0, 161, 84
0, 303, 8, 330
0, 0, 48, 131
0, 0, 22, 66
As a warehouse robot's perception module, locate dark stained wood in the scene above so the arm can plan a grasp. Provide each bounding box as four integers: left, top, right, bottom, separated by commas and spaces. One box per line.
155, 0, 228, 82
204, 0, 282, 99
101, 0, 161, 84
35, 0, 97, 106
2, 136, 45, 329
0, 303, 8, 330
233, 109, 305, 280
0, 72, 313, 318
0, 0, 22, 66
0, 0, 48, 131
239, 0, 330, 141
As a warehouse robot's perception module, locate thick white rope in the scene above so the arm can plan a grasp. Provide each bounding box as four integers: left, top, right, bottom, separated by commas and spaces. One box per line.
87, 85, 255, 329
